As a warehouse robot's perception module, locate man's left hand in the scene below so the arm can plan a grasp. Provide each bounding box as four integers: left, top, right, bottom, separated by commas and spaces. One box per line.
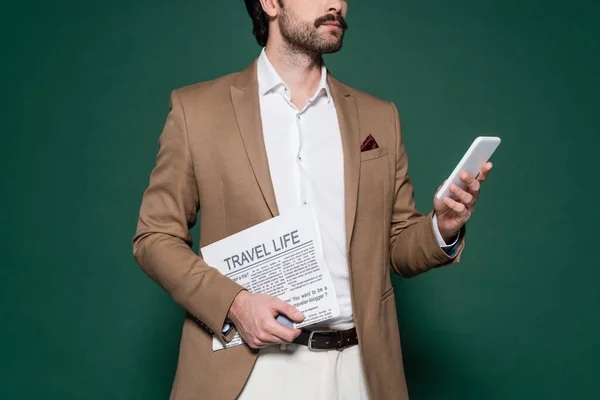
434, 162, 493, 243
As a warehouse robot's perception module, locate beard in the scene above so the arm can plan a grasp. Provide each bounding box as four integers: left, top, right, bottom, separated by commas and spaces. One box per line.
278, 7, 348, 55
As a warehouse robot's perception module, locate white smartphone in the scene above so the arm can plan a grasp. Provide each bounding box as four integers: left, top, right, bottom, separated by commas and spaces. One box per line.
435, 136, 501, 201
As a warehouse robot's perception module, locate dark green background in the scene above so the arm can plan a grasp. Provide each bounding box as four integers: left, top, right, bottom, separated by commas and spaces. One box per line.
2, 0, 599, 399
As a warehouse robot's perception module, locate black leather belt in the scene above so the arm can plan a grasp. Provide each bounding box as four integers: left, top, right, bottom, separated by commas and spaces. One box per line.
292, 327, 358, 350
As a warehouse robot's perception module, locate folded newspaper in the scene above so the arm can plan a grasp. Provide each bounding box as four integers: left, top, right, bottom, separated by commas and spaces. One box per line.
200, 205, 340, 351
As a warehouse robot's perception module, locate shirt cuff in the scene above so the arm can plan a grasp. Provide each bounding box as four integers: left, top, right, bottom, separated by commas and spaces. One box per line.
432, 213, 461, 256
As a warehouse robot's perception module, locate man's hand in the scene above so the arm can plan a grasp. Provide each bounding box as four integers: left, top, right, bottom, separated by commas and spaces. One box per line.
434, 162, 493, 243
227, 291, 305, 349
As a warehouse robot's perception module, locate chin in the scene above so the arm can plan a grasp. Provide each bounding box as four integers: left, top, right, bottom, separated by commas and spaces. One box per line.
321, 45, 343, 54
323, 39, 344, 54
318, 33, 343, 47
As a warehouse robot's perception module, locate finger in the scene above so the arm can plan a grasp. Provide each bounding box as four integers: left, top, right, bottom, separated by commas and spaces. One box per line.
450, 184, 474, 205
248, 340, 271, 349
476, 162, 493, 183
244, 332, 270, 349
272, 298, 305, 323
253, 330, 283, 347
460, 172, 481, 194
247, 339, 268, 349
265, 319, 302, 343
443, 196, 468, 214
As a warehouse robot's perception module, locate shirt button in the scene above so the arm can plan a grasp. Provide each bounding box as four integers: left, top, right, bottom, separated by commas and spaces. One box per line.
297, 115, 301, 121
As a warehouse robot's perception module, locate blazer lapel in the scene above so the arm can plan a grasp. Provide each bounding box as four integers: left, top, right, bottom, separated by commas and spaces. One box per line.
328, 75, 361, 252
230, 60, 280, 218
229, 63, 359, 247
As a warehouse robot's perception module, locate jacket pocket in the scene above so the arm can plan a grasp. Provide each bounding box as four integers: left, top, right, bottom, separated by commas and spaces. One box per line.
360, 146, 388, 162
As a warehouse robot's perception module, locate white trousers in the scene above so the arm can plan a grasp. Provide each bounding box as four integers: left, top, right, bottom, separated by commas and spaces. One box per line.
238, 324, 370, 400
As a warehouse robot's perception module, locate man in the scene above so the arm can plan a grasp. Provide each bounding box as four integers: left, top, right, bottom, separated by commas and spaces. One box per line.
133, 0, 493, 398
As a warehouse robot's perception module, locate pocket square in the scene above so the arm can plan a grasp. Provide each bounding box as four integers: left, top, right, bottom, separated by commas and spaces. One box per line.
360, 134, 379, 152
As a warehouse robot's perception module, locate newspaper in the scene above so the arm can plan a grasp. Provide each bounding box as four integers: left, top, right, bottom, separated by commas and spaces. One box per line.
200, 206, 340, 351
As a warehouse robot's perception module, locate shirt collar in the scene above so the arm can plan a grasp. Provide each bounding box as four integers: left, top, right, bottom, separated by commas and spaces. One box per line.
257, 48, 331, 104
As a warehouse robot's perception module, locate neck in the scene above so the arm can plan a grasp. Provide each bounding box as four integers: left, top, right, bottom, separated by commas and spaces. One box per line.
264, 40, 324, 108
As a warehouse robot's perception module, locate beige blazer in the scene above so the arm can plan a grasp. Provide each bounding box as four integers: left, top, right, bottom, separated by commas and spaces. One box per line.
133, 59, 465, 400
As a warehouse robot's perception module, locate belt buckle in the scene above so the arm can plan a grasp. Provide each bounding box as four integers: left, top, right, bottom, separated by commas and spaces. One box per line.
307, 330, 333, 351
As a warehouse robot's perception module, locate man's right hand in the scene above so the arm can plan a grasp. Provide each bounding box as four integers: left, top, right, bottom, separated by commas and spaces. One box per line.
227, 291, 305, 349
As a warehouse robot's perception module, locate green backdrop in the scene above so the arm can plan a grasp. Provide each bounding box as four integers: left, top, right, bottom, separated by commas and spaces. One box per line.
2, 0, 599, 399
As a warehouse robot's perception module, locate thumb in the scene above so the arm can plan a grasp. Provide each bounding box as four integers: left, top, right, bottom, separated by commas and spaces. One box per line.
272, 298, 305, 323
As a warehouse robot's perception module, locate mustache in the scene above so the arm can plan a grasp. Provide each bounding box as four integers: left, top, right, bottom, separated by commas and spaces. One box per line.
314, 13, 348, 30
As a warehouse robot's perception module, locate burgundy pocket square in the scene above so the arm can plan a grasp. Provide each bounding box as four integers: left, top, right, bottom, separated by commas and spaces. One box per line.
360, 134, 379, 152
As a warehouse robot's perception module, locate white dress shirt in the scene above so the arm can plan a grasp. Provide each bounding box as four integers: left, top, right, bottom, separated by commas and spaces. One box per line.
256, 49, 457, 325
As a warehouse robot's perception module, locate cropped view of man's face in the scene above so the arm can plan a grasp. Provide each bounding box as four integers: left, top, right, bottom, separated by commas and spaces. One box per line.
277, 0, 348, 54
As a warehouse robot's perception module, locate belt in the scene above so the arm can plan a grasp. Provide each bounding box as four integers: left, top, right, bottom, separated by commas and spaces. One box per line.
292, 327, 358, 351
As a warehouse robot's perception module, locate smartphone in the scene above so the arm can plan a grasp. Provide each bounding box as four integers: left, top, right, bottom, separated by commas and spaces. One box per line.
276, 314, 295, 329
435, 136, 501, 201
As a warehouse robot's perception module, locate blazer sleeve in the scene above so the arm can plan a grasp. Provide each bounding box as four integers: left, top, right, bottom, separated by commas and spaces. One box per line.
132, 90, 245, 343
388, 102, 466, 278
